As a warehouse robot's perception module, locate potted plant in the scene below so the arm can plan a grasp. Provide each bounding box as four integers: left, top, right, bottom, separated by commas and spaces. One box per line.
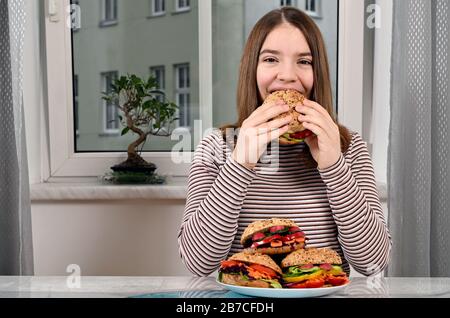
102, 74, 178, 183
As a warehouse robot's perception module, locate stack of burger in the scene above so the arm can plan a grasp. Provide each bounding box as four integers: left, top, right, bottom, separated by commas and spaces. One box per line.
218, 218, 349, 289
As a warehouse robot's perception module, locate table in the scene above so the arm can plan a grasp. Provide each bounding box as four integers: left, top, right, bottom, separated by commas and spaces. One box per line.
0, 276, 449, 298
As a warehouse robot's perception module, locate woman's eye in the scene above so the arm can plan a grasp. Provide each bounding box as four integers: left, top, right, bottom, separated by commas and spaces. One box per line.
299, 60, 312, 65
263, 57, 277, 63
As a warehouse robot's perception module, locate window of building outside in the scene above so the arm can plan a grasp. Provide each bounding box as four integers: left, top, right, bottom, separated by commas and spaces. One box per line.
102, 0, 118, 23
152, 0, 165, 16
71, 0, 336, 153
175, 63, 190, 127
101, 71, 119, 133
72, 0, 199, 152
280, 0, 296, 7
150, 65, 166, 102
176, 0, 190, 12
305, 0, 321, 17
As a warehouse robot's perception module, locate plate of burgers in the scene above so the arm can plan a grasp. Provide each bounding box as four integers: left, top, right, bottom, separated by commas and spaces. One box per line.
217, 248, 350, 298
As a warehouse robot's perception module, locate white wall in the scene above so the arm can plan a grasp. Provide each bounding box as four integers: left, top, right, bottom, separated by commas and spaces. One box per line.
32, 199, 191, 276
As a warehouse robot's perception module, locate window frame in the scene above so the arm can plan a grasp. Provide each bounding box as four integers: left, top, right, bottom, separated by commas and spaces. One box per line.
174, 63, 191, 128
100, 0, 118, 27
280, 0, 296, 7
151, 0, 166, 17
101, 71, 120, 134
304, 0, 322, 18
43, 0, 364, 180
175, 0, 190, 13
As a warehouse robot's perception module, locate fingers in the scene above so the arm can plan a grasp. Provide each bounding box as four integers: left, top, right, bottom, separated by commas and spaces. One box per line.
295, 100, 337, 137
298, 113, 337, 140
301, 121, 327, 139
256, 115, 292, 135
245, 101, 290, 128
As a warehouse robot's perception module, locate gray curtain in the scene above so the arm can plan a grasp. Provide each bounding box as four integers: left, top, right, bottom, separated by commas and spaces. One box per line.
388, 0, 450, 276
0, 0, 34, 275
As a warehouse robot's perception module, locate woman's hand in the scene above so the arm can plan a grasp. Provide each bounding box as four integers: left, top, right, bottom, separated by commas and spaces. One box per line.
295, 99, 341, 170
232, 100, 291, 170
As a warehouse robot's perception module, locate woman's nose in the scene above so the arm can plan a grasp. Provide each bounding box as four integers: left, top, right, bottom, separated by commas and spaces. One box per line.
277, 64, 297, 82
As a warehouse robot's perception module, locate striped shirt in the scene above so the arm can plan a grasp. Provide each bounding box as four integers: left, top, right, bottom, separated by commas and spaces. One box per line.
178, 129, 392, 276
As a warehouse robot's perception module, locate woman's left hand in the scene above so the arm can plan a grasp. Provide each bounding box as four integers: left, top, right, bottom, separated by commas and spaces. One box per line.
295, 99, 341, 170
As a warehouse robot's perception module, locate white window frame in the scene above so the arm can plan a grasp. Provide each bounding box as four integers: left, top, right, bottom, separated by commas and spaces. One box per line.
174, 63, 190, 128
43, 0, 365, 179
101, 71, 120, 134
304, 0, 322, 18
150, 65, 166, 91
100, 0, 118, 26
175, 0, 190, 13
280, 0, 296, 7
151, 0, 166, 16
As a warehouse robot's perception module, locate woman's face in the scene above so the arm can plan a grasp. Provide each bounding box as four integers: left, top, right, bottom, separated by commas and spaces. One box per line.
257, 23, 314, 101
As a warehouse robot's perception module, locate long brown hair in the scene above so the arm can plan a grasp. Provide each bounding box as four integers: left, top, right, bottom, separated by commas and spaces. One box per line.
220, 7, 352, 155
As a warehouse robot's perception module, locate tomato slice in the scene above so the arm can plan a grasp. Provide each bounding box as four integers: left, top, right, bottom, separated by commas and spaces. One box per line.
288, 226, 301, 233
289, 282, 308, 289
252, 232, 265, 242
327, 275, 349, 286
290, 129, 313, 140
250, 234, 282, 248
319, 263, 333, 271
220, 260, 242, 268
282, 232, 305, 241
305, 279, 325, 288
269, 225, 286, 233
248, 264, 278, 279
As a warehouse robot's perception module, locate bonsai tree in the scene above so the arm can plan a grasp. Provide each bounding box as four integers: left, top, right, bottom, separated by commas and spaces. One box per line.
102, 74, 178, 175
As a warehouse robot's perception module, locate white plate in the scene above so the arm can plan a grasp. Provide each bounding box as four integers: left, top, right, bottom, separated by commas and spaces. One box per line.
216, 280, 349, 298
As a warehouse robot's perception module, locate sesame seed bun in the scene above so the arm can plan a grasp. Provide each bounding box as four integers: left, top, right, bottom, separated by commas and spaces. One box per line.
281, 248, 343, 268
229, 252, 282, 275
263, 90, 308, 145
240, 218, 298, 246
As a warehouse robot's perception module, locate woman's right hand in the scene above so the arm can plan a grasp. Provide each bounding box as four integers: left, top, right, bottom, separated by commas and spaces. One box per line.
231, 100, 291, 170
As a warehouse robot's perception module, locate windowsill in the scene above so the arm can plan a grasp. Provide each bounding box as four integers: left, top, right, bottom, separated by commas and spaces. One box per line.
305, 12, 322, 19
30, 175, 387, 203
99, 131, 120, 137
99, 20, 118, 28
147, 13, 166, 19
171, 8, 191, 15
31, 176, 188, 201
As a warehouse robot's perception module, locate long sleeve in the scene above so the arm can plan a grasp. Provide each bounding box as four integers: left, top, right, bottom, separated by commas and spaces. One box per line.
318, 133, 392, 276
177, 130, 257, 276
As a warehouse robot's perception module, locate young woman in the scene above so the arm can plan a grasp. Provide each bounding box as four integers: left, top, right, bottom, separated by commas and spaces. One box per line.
178, 7, 392, 276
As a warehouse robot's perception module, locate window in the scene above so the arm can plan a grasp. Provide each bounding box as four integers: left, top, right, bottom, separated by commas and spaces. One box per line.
280, 0, 296, 7
101, 71, 119, 133
151, 0, 165, 16
305, 0, 321, 17
43, 0, 369, 179
101, 0, 118, 25
150, 66, 166, 102
175, 0, 190, 12
174, 64, 190, 127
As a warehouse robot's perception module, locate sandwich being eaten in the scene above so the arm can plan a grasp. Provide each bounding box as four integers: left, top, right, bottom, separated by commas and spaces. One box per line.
241, 218, 307, 255
218, 252, 282, 288
264, 89, 314, 145
281, 248, 349, 288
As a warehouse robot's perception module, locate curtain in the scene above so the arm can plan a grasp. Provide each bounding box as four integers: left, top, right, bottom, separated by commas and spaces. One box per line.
388, 0, 450, 276
0, 0, 34, 275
